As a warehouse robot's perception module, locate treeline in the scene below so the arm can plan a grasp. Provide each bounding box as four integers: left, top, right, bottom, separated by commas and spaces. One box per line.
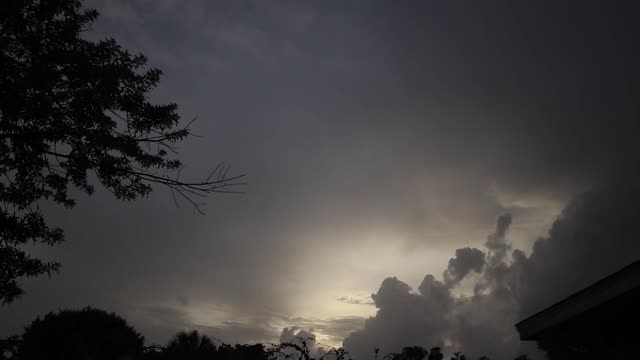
0, 308, 529, 360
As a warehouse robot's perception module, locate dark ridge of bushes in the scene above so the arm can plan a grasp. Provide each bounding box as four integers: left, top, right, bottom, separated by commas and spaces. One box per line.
0, 307, 530, 360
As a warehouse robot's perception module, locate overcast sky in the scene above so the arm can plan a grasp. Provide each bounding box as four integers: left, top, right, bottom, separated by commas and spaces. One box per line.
2, 1, 640, 359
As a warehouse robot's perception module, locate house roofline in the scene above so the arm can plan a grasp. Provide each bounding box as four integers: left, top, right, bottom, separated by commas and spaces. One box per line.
515, 259, 640, 340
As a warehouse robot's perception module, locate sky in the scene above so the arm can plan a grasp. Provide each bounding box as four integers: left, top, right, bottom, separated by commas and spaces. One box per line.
2, 1, 640, 359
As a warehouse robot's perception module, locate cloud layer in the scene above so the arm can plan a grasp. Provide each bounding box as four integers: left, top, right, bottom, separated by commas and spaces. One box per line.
2, 2, 640, 359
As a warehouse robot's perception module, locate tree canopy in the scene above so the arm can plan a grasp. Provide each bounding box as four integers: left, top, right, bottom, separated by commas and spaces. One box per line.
164, 330, 218, 360
0, 0, 245, 304
17, 307, 145, 360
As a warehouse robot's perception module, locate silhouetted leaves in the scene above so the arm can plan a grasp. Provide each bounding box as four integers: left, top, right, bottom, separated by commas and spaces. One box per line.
0, 0, 245, 304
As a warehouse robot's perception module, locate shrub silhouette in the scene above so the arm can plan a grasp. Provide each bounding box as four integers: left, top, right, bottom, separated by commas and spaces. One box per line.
163, 330, 217, 360
16, 307, 144, 360
153, 331, 270, 360
448, 352, 466, 360
218, 344, 270, 360
426, 347, 443, 360
5, 307, 530, 360
388, 346, 429, 360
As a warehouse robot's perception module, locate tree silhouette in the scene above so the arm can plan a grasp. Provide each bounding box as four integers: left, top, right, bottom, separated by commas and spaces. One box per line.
426, 347, 443, 360
390, 346, 429, 360
16, 307, 144, 360
0, 0, 245, 304
448, 352, 466, 360
162, 331, 271, 360
269, 337, 315, 360
5, 308, 535, 360
164, 330, 218, 360
0, 335, 19, 360
219, 344, 270, 360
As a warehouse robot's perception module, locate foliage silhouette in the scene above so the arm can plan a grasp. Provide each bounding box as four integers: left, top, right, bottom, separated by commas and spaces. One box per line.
0, 0, 245, 304
449, 352, 466, 360
163, 330, 218, 360
389, 346, 429, 360
16, 307, 144, 360
144, 331, 270, 360
0, 335, 19, 360
2, 308, 533, 360
218, 344, 271, 360
268, 336, 316, 360
426, 348, 443, 360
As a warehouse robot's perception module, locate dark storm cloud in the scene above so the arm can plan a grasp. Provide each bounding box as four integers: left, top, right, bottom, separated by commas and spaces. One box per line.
282, 316, 367, 348
344, 275, 454, 358
512, 183, 640, 316
485, 214, 512, 267
3, 0, 640, 357
363, 1, 640, 194
337, 5, 640, 355
343, 214, 519, 359
485, 215, 511, 252
343, 181, 640, 359
442, 247, 485, 286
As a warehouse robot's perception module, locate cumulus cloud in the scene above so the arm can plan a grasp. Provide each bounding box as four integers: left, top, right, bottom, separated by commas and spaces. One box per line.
344, 182, 640, 359
343, 212, 522, 359
442, 247, 485, 286
284, 317, 367, 349
485, 214, 512, 265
